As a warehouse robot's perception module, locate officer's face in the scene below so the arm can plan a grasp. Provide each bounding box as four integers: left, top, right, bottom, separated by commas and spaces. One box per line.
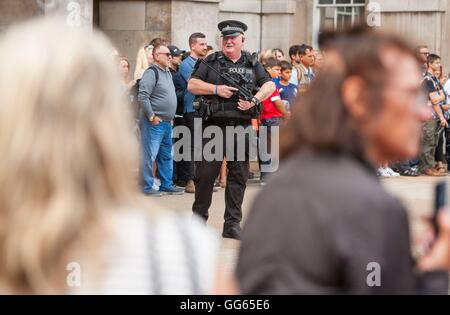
222, 35, 244, 56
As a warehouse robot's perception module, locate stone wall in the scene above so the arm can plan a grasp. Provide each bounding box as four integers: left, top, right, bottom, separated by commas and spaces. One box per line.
1, 0, 449, 75
98, 0, 172, 72
0, 0, 42, 32
377, 0, 450, 75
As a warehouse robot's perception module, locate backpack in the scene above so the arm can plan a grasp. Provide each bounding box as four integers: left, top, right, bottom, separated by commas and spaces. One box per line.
130, 66, 159, 119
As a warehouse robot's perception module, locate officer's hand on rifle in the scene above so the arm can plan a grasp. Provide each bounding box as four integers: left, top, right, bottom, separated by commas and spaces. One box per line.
217, 85, 238, 99
237, 99, 255, 111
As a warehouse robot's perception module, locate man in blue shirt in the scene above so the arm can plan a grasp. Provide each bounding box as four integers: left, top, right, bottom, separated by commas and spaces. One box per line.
177, 32, 208, 193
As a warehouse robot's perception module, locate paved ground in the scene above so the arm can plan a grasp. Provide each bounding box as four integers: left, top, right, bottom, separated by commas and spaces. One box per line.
148, 173, 449, 272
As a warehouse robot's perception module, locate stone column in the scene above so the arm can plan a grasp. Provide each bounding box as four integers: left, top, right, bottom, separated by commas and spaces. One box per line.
219, 0, 262, 53
0, 0, 42, 32
171, 0, 222, 51
261, 0, 296, 53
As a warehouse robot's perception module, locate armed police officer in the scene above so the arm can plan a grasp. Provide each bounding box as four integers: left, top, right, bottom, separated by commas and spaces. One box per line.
188, 20, 275, 239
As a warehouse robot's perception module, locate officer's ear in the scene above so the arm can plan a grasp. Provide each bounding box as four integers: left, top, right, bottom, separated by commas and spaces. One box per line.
242, 36, 245, 44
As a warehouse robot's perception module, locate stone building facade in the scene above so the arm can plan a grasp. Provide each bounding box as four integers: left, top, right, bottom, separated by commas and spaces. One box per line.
1, 0, 449, 74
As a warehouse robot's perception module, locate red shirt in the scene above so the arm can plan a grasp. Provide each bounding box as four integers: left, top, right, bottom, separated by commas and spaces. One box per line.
260, 88, 283, 120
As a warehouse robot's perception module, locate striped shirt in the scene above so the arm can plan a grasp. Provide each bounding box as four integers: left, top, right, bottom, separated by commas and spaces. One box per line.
74, 210, 219, 294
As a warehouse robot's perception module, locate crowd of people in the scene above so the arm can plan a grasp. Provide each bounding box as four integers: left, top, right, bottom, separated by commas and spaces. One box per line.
119, 37, 326, 192
0, 15, 450, 295
379, 45, 450, 177
121, 36, 450, 183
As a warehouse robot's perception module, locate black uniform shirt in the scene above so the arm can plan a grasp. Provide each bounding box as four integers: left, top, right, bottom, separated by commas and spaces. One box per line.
190, 51, 271, 90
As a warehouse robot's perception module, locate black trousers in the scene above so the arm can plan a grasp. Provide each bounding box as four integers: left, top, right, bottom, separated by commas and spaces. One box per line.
192, 121, 250, 227
173, 112, 195, 184
435, 126, 446, 163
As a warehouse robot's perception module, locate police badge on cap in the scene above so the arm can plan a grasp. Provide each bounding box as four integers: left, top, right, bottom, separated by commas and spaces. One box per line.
218, 20, 248, 37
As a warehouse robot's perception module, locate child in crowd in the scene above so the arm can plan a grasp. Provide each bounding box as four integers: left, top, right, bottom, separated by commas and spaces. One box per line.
276, 61, 298, 111
259, 58, 290, 184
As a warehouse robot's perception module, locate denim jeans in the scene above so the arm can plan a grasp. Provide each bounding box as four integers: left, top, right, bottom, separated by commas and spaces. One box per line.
139, 119, 174, 192
259, 117, 282, 180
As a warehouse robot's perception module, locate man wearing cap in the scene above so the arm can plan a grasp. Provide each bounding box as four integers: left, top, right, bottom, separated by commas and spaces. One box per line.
168, 45, 189, 189
188, 20, 275, 240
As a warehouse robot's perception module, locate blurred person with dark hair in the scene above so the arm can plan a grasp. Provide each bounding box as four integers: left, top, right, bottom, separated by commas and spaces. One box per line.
416, 45, 429, 75
419, 53, 449, 176
237, 25, 450, 294
298, 44, 315, 93
313, 49, 325, 74
273, 48, 285, 61
288, 45, 302, 86
0, 18, 232, 294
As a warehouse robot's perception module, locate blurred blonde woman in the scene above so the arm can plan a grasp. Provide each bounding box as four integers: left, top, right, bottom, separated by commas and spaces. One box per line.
0, 18, 231, 295
133, 44, 154, 81
258, 49, 274, 66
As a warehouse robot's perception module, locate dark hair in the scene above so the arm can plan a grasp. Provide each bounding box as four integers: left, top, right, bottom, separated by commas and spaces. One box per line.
281, 24, 419, 159
265, 57, 280, 69
188, 32, 206, 48
299, 44, 313, 56
149, 37, 168, 47
289, 45, 301, 59
427, 53, 440, 66
273, 48, 284, 56
181, 51, 191, 61
280, 60, 292, 72
207, 45, 214, 51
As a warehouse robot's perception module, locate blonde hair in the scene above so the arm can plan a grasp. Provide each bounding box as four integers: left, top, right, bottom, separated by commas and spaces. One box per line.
258, 49, 274, 66
133, 44, 153, 80
0, 18, 139, 293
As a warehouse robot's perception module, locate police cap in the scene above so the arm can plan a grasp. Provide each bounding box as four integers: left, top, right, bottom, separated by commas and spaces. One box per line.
218, 20, 247, 37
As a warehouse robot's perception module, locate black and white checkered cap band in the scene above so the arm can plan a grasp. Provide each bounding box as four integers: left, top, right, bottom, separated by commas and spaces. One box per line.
222, 25, 244, 33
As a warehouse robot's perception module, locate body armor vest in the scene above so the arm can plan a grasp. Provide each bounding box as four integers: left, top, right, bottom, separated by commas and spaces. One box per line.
200, 51, 259, 121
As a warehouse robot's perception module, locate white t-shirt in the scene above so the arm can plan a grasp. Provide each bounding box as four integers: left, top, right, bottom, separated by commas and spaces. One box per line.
444, 79, 450, 104
73, 210, 219, 295
289, 66, 299, 86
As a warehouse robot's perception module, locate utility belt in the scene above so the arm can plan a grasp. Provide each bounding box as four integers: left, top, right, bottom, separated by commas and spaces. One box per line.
193, 96, 258, 121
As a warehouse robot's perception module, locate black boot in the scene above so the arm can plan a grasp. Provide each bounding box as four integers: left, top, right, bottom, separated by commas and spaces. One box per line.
222, 223, 242, 240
